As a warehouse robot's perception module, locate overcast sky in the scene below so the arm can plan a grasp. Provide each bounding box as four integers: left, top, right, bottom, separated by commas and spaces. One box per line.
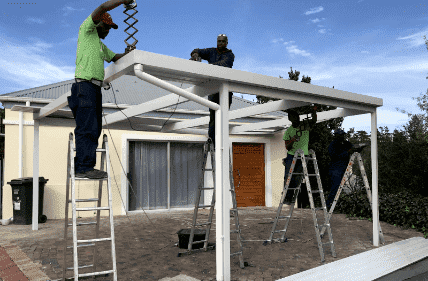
0, 0, 427, 134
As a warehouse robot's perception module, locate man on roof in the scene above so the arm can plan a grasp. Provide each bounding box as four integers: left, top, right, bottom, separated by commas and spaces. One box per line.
190, 34, 235, 148
68, 0, 136, 180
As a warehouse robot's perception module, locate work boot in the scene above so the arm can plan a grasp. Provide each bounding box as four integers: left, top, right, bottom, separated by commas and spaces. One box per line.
75, 169, 107, 179
283, 197, 293, 205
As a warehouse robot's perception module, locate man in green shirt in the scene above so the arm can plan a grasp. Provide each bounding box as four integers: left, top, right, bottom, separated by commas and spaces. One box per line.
68, 0, 135, 179
282, 107, 317, 205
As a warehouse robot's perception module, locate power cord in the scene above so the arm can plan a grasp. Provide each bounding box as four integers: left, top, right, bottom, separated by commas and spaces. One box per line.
107, 81, 181, 132
96, 80, 184, 251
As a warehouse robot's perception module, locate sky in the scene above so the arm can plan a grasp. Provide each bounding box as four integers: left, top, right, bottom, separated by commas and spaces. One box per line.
0, 0, 427, 134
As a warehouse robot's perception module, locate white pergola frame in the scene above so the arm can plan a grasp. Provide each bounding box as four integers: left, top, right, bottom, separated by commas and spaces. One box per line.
12, 50, 382, 281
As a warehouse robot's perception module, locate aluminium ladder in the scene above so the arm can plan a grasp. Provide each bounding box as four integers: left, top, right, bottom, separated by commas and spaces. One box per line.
180, 138, 245, 269
63, 133, 117, 280
319, 151, 385, 244
264, 149, 336, 262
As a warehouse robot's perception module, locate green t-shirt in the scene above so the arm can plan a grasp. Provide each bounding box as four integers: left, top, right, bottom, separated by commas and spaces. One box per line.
75, 15, 116, 81
283, 125, 310, 156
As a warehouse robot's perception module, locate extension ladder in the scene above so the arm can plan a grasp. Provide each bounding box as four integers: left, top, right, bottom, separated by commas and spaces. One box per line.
180, 138, 245, 269
319, 152, 385, 244
63, 133, 117, 280
265, 149, 336, 262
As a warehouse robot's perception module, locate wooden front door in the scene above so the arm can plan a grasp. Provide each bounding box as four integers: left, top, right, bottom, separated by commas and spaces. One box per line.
232, 143, 265, 207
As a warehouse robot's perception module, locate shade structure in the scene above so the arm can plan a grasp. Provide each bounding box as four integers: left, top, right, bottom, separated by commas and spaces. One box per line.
11, 49, 382, 281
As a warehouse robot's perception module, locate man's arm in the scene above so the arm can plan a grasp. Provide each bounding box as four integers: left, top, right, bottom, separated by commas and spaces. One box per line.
284, 136, 298, 151
211, 52, 234, 68
92, 0, 132, 24
308, 107, 317, 131
111, 53, 124, 62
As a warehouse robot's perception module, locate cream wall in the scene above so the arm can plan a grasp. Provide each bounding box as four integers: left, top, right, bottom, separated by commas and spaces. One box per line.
2, 107, 287, 220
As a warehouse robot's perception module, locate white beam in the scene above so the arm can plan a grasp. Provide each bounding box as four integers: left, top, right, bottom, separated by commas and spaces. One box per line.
102, 79, 222, 126
161, 99, 309, 132
216, 82, 231, 281
102, 93, 189, 126
230, 107, 369, 134
371, 109, 379, 247
34, 91, 70, 120
32, 119, 39, 230
134, 64, 220, 110
19, 108, 23, 178
229, 82, 380, 112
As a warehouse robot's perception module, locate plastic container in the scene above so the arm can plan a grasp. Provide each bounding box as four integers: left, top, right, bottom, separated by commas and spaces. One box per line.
7, 177, 48, 225
177, 228, 209, 250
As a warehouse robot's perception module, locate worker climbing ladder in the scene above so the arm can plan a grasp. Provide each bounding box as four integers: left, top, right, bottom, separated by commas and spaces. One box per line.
264, 149, 336, 262
63, 133, 117, 280
319, 151, 385, 244
178, 138, 245, 269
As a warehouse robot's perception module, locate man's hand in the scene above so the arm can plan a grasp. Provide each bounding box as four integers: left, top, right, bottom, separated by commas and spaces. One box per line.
125, 45, 136, 54
123, 0, 137, 9
190, 52, 200, 61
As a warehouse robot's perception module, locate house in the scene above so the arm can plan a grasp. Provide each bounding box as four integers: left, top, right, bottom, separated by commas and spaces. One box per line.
0, 75, 292, 221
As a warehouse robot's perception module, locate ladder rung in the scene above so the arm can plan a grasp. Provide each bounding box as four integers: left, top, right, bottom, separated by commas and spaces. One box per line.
310, 190, 323, 193
67, 243, 95, 249
77, 237, 112, 243
69, 198, 99, 203
68, 221, 97, 227
79, 269, 115, 278
292, 173, 318, 176
74, 177, 107, 181
76, 207, 110, 211
318, 224, 330, 229
198, 205, 214, 208
191, 240, 207, 245
195, 222, 211, 226
67, 264, 93, 271
274, 230, 286, 233
230, 251, 242, 257
322, 241, 333, 246
73, 148, 106, 152
201, 187, 214, 190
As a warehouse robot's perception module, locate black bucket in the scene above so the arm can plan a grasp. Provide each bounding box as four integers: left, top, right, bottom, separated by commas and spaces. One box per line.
177, 228, 209, 250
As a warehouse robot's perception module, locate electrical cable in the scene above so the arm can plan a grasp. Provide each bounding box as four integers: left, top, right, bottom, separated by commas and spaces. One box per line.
101, 104, 177, 251
107, 81, 182, 132
100, 80, 184, 249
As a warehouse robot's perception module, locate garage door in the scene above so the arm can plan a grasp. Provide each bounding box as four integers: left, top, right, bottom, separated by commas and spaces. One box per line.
232, 143, 265, 207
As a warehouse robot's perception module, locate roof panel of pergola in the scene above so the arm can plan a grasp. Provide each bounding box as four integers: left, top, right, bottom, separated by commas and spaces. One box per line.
13, 50, 382, 135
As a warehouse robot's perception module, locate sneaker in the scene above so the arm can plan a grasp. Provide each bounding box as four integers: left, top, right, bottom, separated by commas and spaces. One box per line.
75, 169, 107, 179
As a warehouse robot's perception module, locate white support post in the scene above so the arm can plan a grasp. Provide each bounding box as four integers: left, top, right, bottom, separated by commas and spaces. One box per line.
32, 118, 39, 231
371, 109, 379, 246
19, 110, 23, 178
215, 83, 230, 281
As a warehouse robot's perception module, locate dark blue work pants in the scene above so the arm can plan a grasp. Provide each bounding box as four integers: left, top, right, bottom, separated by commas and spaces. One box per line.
326, 167, 347, 208
67, 80, 103, 174
283, 153, 304, 202
208, 92, 233, 146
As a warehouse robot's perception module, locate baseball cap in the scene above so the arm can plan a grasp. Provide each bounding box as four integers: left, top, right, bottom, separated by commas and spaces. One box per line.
334, 128, 346, 135
100, 12, 118, 29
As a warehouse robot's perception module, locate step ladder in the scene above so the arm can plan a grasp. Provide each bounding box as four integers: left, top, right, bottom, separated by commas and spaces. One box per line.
264, 149, 336, 263
319, 152, 385, 244
179, 138, 245, 269
62, 133, 117, 280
